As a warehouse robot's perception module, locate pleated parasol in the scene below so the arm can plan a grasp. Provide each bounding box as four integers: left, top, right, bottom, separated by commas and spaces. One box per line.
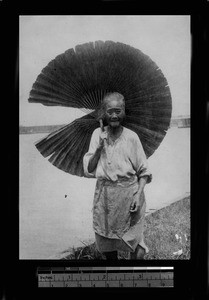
28, 40, 172, 176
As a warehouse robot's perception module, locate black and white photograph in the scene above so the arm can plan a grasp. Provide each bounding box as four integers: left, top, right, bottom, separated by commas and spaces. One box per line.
19, 15, 190, 260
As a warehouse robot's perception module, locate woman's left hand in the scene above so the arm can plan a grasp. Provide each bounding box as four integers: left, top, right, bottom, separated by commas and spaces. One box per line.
130, 191, 142, 212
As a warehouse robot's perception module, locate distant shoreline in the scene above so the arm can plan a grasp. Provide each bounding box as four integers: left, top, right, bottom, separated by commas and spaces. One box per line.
19, 116, 190, 134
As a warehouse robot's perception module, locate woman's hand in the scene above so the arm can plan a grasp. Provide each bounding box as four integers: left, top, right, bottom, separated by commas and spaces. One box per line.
98, 131, 108, 149
130, 176, 148, 212
130, 191, 143, 213
87, 130, 107, 173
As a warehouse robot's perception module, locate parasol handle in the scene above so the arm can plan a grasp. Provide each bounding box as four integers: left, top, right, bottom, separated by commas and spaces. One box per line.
99, 119, 104, 132
99, 119, 108, 147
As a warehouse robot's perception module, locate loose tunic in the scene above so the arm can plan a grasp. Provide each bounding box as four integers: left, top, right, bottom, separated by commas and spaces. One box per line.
83, 126, 152, 253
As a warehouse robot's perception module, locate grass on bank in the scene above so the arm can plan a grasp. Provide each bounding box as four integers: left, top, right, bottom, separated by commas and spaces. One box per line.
59, 196, 190, 260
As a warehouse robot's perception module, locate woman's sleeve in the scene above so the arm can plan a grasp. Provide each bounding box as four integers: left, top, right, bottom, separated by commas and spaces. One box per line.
83, 128, 100, 178
130, 134, 152, 184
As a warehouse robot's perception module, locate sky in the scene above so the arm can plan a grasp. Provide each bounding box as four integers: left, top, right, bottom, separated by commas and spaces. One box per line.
19, 15, 190, 126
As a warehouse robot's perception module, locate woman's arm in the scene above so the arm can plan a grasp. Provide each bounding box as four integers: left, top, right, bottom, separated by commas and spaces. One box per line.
87, 131, 107, 173
87, 146, 103, 173
130, 176, 148, 212
137, 175, 148, 194
130, 133, 152, 184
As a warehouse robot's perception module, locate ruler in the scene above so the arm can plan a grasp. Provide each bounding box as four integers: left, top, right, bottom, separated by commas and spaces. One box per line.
38, 266, 174, 288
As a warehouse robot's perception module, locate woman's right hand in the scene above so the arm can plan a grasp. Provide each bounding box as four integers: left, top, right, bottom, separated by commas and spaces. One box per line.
98, 131, 108, 149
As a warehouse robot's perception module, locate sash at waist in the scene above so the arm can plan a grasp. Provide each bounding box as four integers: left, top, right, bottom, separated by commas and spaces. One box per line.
97, 175, 138, 188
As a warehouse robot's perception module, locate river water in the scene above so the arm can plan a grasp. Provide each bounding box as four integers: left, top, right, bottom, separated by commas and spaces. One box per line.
19, 127, 190, 259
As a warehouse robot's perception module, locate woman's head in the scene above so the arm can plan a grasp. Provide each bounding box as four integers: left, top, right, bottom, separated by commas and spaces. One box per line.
98, 92, 126, 128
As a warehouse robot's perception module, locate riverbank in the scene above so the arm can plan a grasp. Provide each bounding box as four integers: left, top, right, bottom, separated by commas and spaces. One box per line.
20, 127, 190, 259
51, 195, 190, 260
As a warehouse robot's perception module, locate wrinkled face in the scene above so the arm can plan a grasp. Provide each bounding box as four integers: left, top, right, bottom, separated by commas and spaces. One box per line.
104, 97, 125, 128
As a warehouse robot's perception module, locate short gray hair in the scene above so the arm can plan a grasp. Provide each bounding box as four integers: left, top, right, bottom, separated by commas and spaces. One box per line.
102, 92, 125, 109
97, 92, 125, 121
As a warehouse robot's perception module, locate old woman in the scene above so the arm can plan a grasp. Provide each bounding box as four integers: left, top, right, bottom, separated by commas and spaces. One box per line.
83, 92, 152, 260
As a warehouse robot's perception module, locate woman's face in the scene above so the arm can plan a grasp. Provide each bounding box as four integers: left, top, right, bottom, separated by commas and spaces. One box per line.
104, 97, 125, 128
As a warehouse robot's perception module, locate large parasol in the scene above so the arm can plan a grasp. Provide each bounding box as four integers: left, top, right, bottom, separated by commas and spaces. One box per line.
28, 40, 172, 176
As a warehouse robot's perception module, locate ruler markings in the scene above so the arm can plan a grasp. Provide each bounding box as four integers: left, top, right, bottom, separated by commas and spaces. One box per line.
39, 272, 173, 280
38, 267, 174, 288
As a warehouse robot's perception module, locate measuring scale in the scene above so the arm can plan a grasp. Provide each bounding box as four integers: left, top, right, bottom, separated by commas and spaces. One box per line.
38, 266, 174, 288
